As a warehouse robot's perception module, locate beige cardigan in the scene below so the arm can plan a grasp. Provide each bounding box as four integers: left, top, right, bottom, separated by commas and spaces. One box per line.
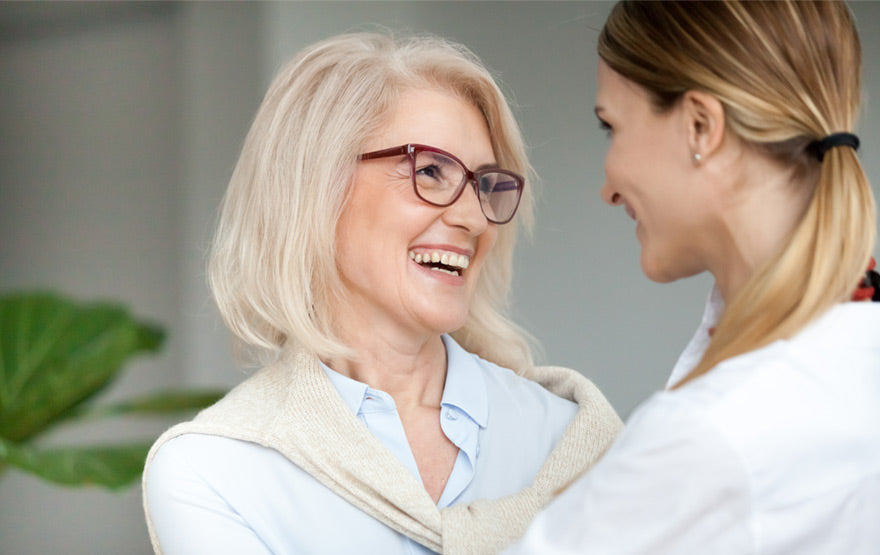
143, 349, 622, 554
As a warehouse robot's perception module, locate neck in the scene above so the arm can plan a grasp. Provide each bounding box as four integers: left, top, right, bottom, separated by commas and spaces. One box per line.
324, 328, 448, 412
706, 150, 813, 303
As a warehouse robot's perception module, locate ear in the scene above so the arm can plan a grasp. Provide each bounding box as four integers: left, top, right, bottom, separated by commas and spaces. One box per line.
682, 90, 725, 161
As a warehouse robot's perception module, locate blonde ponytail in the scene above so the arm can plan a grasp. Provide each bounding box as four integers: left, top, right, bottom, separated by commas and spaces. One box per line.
598, 1, 875, 387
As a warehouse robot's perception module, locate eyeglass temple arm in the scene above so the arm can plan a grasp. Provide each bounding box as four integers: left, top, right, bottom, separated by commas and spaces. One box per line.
358, 145, 412, 161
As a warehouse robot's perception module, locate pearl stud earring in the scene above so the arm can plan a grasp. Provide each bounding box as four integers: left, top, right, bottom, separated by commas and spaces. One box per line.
693, 152, 702, 162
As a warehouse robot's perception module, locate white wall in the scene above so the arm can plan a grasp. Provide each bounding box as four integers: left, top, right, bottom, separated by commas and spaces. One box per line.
1, 2, 878, 552
0, 5, 181, 554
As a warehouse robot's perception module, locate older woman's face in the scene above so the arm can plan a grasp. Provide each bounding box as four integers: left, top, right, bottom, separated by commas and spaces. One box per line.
336, 88, 498, 339
595, 61, 718, 283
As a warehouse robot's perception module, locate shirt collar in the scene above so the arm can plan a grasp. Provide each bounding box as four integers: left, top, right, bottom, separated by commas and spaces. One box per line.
666, 285, 880, 390
319, 335, 489, 427
666, 284, 725, 389
321, 362, 370, 414
440, 334, 489, 428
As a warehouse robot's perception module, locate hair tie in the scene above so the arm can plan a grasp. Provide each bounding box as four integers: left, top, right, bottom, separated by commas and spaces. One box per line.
807, 132, 860, 162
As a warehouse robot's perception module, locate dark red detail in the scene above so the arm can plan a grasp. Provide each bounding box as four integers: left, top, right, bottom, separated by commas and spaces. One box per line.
852, 257, 878, 302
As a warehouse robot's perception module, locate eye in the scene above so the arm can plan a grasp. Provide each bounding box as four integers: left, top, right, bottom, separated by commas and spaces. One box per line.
416, 163, 443, 180
598, 118, 613, 138
413, 151, 461, 192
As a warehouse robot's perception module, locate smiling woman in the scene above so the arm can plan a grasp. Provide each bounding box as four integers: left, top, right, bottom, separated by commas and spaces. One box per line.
510, 1, 880, 553
141, 32, 621, 554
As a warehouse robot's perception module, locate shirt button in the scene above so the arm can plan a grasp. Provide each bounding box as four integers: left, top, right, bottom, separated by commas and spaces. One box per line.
445, 408, 458, 421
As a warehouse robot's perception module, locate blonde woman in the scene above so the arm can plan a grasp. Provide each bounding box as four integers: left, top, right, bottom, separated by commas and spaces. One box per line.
142, 33, 621, 554
511, 1, 880, 553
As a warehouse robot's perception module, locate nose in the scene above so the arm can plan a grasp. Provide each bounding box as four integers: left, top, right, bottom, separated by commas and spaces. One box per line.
443, 180, 490, 234
601, 180, 622, 207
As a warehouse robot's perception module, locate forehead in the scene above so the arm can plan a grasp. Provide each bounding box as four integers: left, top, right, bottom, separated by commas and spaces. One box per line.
365, 88, 494, 162
595, 60, 654, 114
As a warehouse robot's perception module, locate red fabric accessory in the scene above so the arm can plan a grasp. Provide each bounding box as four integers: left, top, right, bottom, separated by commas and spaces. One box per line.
852, 257, 878, 302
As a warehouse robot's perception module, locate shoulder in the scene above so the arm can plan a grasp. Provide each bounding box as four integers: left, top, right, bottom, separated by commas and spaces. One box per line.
686, 302, 880, 419
149, 431, 269, 465
469, 352, 622, 442
146, 432, 293, 490
471, 354, 579, 416
143, 433, 284, 539
462, 353, 577, 439
144, 362, 295, 488
472, 354, 623, 448
655, 305, 880, 500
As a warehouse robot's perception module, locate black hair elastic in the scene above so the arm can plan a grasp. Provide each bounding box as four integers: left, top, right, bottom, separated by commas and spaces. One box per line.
807, 132, 860, 162
869, 267, 880, 302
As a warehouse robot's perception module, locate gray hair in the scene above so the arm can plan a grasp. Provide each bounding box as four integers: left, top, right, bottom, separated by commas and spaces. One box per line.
208, 32, 537, 372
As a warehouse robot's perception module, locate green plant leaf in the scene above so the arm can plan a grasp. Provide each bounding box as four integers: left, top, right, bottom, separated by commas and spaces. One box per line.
0, 436, 152, 490
72, 389, 226, 420
0, 292, 164, 442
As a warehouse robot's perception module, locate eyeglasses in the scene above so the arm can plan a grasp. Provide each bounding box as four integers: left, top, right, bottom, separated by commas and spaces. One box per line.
358, 143, 524, 225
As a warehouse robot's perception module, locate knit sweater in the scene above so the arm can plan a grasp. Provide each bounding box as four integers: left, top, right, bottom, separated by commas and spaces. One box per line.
143, 348, 622, 554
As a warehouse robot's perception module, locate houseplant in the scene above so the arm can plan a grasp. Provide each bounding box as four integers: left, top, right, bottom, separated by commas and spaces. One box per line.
0, 291, 225, 489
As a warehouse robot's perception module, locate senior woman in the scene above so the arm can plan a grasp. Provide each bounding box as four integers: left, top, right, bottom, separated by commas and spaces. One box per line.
510, 1, 880, 553
143, 33, 621, 554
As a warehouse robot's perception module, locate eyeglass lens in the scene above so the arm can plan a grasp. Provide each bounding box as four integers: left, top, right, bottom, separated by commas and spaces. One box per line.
413, 149, 521, 223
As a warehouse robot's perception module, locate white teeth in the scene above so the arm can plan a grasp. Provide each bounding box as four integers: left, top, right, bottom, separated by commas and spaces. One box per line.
409, 250, 471, 270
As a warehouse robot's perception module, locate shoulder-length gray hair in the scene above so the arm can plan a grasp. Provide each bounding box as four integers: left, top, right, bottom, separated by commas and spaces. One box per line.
208, 32, 537, 372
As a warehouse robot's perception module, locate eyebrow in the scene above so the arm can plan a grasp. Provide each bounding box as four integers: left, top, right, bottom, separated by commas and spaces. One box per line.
422, 150, 499, 172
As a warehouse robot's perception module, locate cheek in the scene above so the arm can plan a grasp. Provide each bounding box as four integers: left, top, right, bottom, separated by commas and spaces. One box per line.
604, 137, 644, 188
477, 226, 499, 260
469, 227, 500, 283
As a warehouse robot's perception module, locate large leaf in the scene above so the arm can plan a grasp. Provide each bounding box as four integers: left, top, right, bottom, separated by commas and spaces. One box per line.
0, 436, 151, 490
0, 292, 164, 442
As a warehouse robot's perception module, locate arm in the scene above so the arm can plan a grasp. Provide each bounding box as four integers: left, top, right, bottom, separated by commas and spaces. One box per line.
506, 394, 755, 554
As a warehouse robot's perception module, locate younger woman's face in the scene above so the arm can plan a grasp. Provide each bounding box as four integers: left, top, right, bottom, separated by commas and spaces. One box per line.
595, 61, 720, 283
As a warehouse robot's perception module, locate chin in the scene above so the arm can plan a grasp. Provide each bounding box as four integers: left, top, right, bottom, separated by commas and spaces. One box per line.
640, 252, 682, 284
439, 316, 470, 336
641, 267, 678, 284
419, 310, 469, 337
640, 252, 704, 284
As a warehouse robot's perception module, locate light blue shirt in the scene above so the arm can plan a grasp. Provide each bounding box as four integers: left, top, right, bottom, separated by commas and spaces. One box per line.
146, 335, 577, 554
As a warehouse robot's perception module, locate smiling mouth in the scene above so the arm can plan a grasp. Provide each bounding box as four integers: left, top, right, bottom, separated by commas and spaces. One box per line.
409, 250, 470, 276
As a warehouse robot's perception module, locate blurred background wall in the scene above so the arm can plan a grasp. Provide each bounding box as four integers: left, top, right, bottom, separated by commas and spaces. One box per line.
1, 2, 878, 552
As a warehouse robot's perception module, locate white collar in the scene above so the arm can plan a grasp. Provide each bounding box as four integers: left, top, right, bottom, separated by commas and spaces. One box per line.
666, 285, 725, 389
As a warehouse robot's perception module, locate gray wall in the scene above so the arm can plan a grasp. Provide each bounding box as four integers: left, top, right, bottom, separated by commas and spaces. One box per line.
1, 2, 878, 553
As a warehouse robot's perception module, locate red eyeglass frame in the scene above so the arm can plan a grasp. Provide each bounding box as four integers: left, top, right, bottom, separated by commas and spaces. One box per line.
358, 143, 524, 224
